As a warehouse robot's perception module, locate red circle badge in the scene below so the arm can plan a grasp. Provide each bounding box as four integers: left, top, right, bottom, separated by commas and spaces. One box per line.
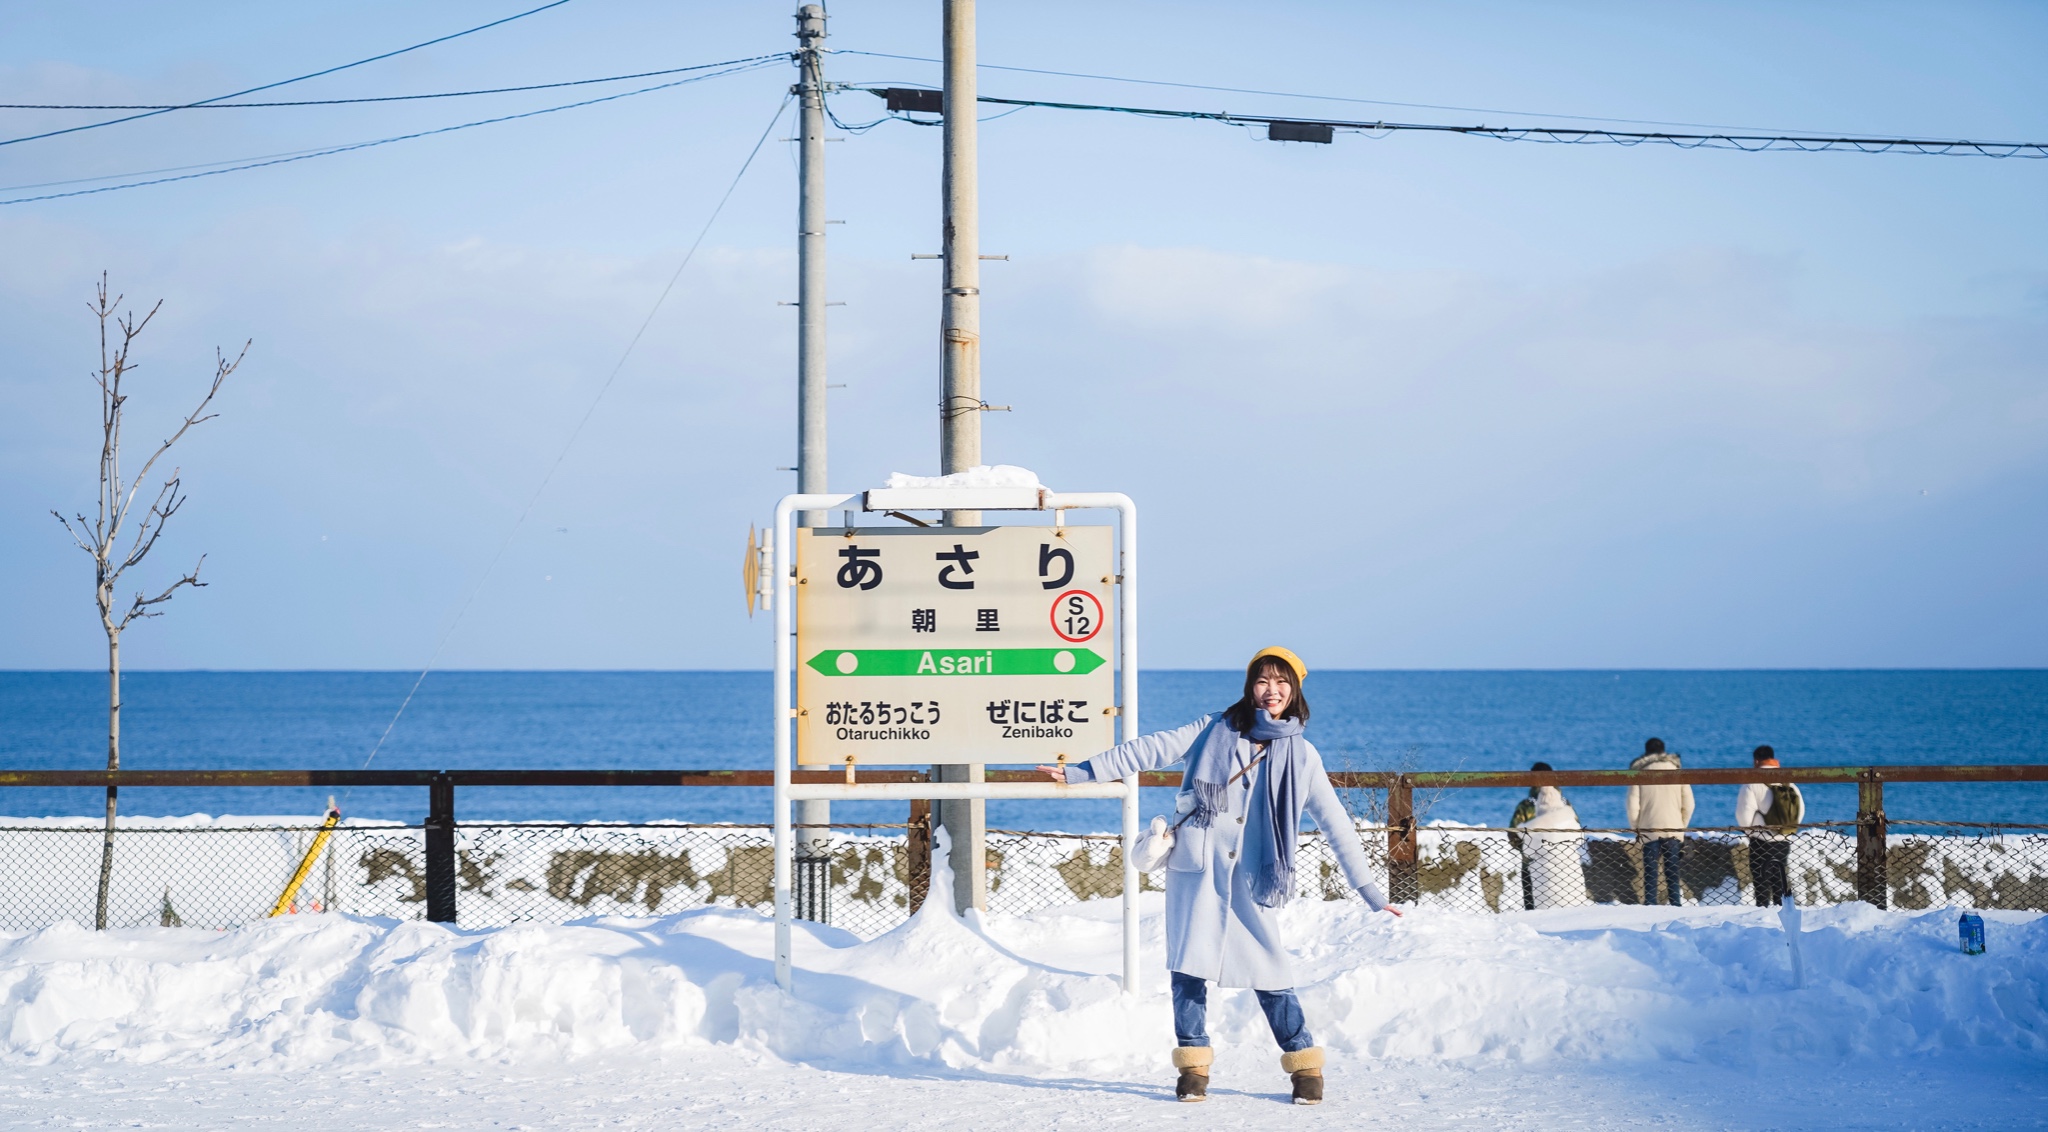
1049, 590, 1105, 643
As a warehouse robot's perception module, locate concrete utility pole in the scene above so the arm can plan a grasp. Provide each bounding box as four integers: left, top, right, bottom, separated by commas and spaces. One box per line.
793, 3, 831, 874
935, 0, 987, 913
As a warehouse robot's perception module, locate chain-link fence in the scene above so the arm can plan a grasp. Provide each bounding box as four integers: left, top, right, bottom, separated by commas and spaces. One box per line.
1878, 821, 2048, 912
1297, 823, 2048, 914
0, 822, 888, 934
0, 823, 362, 931
3, 819, 2042, 935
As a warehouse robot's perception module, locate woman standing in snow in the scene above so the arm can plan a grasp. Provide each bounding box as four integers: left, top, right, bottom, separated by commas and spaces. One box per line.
1039, 647, 1399, 1106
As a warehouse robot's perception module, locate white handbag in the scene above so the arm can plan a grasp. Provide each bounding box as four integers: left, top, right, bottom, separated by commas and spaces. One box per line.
1133, 814, 1178, 871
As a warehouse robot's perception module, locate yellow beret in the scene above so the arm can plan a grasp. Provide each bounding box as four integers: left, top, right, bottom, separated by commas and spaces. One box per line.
1249, 646, 1307, 685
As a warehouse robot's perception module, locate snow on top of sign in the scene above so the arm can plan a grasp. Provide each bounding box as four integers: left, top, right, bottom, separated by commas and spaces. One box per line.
882, 465, 1043, 491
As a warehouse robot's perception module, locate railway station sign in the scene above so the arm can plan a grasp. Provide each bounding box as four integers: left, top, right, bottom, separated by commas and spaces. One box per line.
794, 525, 1115, 765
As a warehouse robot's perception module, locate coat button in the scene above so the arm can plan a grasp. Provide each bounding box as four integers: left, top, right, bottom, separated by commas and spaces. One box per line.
1237, 816, 1246, 824
1227, 851, 1236, 860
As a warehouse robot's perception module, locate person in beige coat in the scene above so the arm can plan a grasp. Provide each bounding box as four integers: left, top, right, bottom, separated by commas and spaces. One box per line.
1626, 738, 1695, 905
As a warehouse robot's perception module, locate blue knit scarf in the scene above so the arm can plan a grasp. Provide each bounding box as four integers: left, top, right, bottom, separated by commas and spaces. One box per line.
1182, 708, 1309, 907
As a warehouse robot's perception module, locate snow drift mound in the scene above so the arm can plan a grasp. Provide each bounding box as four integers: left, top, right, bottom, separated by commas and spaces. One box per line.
1, 900, 2040, 1071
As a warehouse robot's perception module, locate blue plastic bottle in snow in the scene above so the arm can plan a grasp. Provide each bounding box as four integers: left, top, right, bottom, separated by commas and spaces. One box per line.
1959, 910, 1985, 955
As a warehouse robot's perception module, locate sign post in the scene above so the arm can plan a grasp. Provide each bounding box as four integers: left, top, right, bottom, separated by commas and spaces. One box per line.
770, 484, 1139, 996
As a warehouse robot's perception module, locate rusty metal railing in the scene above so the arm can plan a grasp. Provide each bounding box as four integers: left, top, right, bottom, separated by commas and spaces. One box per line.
8, 763, 2043, 788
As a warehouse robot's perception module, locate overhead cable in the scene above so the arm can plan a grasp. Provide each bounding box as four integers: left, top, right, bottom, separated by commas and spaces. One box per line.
1, 144, 363, 194
830, 48, 1856, 134
0, 54, 785, 111
0, 58, 780, 205
0, 0, 577, 148
860, 88, 2048, 159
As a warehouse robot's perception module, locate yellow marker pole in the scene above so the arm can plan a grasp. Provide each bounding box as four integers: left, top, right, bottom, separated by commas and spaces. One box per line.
270, 803, 341, 917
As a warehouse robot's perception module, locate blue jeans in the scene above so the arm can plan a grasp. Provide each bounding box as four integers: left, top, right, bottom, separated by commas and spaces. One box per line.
1171, 971, 1313, 1052
1642, 837, 1683, 906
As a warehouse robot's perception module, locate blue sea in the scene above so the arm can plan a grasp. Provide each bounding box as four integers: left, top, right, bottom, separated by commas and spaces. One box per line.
2, 671, 2043, 830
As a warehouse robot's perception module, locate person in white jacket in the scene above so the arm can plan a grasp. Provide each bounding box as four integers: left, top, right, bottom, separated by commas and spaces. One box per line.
1515, 786, 1590, 908
1626, 738, 1695, 905
1736, 744, 1804, 905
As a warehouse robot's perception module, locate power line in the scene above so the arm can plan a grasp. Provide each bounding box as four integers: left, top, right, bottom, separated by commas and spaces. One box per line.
830, 48, 1867, 135
0, 0, 576, 149
350, 93, 793, 785
0, 54, 785, 111
1, 144, 361, 194
0, 55, 777, 194
858, 88, 2048, 159
0, 59, 781, 205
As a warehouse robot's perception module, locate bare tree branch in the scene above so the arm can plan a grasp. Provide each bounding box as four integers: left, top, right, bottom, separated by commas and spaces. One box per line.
52, 510, 96, 554
116, 344, 234, 550
116, 474, 185, 574
121, 555, 206, 629
75, 276, 245, 607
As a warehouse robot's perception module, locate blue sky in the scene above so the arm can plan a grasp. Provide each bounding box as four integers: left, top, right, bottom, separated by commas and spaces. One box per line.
2, 1, 2043, 670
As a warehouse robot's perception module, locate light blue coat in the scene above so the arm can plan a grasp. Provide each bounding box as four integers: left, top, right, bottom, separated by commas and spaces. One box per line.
1068, 714, 1388, 990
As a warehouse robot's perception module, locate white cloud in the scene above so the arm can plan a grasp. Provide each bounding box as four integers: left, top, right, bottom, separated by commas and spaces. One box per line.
3, 220, 2043, 670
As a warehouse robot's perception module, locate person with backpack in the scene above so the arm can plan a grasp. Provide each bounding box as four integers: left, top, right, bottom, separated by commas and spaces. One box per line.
1735, 744, 1804, 906
1508, 762, 1560, 911
1038, 647, 1398, 1105
1626, 738, 1695, 906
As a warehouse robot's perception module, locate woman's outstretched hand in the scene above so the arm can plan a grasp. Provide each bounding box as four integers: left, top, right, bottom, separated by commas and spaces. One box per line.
1036, 764, 1067, 783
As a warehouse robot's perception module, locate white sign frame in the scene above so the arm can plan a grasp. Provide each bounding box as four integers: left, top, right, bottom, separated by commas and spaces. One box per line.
771, 487, 1140, 996
794, 523, 1116, 766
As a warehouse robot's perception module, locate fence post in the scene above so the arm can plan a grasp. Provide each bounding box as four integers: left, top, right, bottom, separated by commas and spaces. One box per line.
1856, 770, 1887, 908
794, 849, 830, 923
1387, 774, 1418, 904
906, 798, 932, 913
424, 775, 457, 924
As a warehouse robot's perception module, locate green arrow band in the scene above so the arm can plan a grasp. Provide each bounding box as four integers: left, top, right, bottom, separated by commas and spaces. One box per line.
806, 647, 1107, 677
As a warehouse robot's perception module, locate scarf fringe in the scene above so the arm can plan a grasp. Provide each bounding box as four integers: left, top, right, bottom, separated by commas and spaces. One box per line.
1183, 780, 1229, 830
1248, 868, 1294, 908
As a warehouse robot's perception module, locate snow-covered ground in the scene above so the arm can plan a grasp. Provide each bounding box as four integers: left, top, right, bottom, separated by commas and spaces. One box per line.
2, 890, 2041, 1128
7, 1049, 2043, 1130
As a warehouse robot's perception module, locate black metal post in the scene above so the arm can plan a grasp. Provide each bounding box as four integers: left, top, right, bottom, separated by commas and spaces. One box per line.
794, 852, 830, 923
424, 775, 456, 923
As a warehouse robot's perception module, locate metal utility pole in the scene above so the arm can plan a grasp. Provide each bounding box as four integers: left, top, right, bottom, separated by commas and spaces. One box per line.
792, 3, 832, 898
934, 0, 987, 913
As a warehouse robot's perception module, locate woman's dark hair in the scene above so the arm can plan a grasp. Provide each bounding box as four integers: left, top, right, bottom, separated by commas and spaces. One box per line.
1223, 655, 1309, 732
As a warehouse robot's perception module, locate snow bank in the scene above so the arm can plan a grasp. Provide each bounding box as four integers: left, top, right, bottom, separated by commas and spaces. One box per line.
2, 898, 2040, 1072
883, 465, 1042, 490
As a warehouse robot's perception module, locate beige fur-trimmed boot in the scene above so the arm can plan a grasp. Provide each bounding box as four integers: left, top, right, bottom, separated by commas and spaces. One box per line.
1172, 1046, 1212, 1102
1280, 1047, 1324, 1105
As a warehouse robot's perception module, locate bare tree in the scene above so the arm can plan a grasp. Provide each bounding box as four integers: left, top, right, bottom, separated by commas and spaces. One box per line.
53, 275, 246, 930
1330, 744, 1458, 827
